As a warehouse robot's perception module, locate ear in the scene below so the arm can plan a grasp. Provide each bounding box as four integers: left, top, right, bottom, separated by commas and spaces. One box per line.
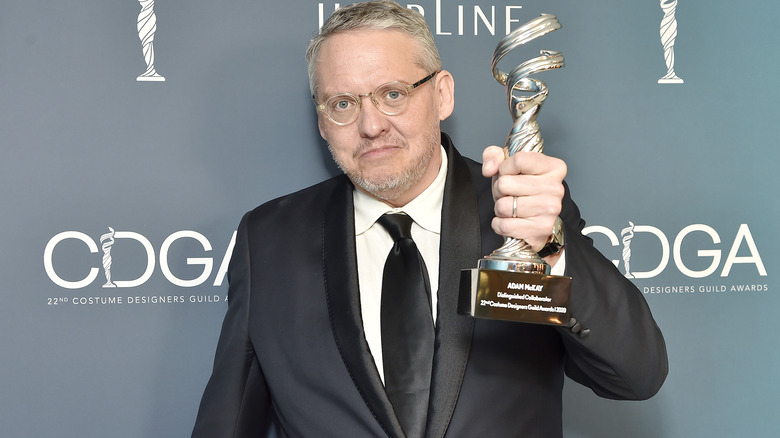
435, 70, 455, 121
317, 113, 328, 140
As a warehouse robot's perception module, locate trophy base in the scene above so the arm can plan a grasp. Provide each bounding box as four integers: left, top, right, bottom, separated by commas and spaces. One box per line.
458, 267, 571, 326
477, 255, 550, 274
137, 75, 166, 82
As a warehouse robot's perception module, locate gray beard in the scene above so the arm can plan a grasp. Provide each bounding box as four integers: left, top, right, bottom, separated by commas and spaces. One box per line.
332, 142, 435, 202
328, 117, 440, 203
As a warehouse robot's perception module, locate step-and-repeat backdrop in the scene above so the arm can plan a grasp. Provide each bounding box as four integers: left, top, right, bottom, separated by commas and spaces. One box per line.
3, 1, 777, 437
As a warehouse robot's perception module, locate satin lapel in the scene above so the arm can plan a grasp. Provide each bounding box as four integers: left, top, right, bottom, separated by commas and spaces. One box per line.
426, 136, 482, 438
322, 177, 405, 438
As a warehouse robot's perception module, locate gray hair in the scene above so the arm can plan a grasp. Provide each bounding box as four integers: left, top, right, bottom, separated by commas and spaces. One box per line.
306, 0, 442, 98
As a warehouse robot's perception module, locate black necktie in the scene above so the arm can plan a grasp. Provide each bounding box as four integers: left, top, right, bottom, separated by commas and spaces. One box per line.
377, 213, 434, 438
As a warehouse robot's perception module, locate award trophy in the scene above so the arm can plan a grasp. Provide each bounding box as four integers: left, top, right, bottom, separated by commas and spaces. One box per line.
458, 14, 571, 326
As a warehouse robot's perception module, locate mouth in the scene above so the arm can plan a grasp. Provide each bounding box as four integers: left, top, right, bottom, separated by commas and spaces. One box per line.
354, 144, 401, 160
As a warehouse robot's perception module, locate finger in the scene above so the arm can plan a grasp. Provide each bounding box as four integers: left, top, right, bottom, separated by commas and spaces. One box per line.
497, 151, 567, 179
494, 195, 516, 219
492, 173, 566, 201
494, 193, 562, 219
491, 216, 556, 252
482, 145, 506, 178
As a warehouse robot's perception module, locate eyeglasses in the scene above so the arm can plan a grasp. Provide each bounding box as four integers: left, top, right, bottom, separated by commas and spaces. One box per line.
315, 71, 439, 126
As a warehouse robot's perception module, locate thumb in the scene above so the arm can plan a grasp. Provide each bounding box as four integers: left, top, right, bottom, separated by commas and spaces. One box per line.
482, 145, 505, 178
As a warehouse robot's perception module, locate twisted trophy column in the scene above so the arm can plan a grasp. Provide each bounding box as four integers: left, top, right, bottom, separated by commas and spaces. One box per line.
484, 14, 564, 265
658, 0, 683, 84
137, 0, 165, 82
621, 222, 636, 279
101, 227, 117, 288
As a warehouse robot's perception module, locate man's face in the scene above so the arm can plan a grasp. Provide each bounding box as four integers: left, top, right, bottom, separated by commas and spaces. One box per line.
315, 29, 454, 207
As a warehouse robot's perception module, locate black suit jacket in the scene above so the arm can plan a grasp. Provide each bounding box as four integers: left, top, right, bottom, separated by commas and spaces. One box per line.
192, 134, 667, 438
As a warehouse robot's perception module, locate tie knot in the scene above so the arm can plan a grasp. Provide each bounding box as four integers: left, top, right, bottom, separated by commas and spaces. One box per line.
377, 213, 414, 242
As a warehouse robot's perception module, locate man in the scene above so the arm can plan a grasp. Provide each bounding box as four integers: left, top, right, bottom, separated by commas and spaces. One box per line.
192, 2, 667, 437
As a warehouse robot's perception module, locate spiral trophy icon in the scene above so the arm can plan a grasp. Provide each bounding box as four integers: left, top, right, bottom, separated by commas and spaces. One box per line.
136, 0, 165, 82
658, 0, 683, 84
459, 14, 571, 326
100, 227, 117, 288
621, 222, 636, 279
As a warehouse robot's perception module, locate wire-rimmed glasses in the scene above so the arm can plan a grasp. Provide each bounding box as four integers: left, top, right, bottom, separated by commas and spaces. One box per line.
315, 71, 439, 126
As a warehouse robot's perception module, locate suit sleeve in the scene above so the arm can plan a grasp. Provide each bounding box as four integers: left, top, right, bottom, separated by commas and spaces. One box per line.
556, 184, 668, 400
192, 212, 276, 437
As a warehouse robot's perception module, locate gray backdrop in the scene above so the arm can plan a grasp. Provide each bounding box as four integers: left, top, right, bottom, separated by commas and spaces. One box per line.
2, 1, 777, 437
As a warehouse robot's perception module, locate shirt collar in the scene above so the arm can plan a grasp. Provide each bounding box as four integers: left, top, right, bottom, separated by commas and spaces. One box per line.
354, 145, 447, 235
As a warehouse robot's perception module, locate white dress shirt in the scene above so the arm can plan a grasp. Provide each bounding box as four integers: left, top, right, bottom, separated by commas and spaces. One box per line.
353, 146, 565, 381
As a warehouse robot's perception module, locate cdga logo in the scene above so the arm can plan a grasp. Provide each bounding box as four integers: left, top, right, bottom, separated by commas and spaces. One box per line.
584, 223, 767, 279
44, 228, 236, 289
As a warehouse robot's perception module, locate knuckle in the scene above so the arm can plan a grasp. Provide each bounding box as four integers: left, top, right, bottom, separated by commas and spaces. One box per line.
491, 217, 503, 235
554, 157, 568, 176
494, 176, 512, 194
494, 201, 503, 217
492, 217, 509, 236
545, 197, 562, 215
493, 175, 504, 190
559, 160, 568, 178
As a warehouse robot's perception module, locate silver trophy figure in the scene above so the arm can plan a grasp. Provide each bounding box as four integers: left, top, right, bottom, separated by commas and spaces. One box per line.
482, 14, 564, 274
459, 14, 571, 326
136, 0, 165, 82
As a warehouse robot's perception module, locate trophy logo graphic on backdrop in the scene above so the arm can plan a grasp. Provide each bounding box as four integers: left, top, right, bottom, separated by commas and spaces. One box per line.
621, 222, 636, 278
100, 227, 117, 288
658, 0, 683, 84
136, 0, 165, 82
458, 14, 571, 326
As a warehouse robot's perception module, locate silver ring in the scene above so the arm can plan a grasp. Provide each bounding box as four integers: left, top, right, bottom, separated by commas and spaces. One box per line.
512, 196, 518, 218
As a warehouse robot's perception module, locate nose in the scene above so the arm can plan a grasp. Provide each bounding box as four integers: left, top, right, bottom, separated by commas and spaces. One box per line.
356, 94, 390, 138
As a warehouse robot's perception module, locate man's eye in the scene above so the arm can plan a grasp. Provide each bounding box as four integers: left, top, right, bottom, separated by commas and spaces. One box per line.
385, 90, 403, 100
331, 99, 354, 111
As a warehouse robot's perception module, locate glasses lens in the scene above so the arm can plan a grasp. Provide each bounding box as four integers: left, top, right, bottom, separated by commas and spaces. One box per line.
374, 83, 409, 115
326, 94, 360, 124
